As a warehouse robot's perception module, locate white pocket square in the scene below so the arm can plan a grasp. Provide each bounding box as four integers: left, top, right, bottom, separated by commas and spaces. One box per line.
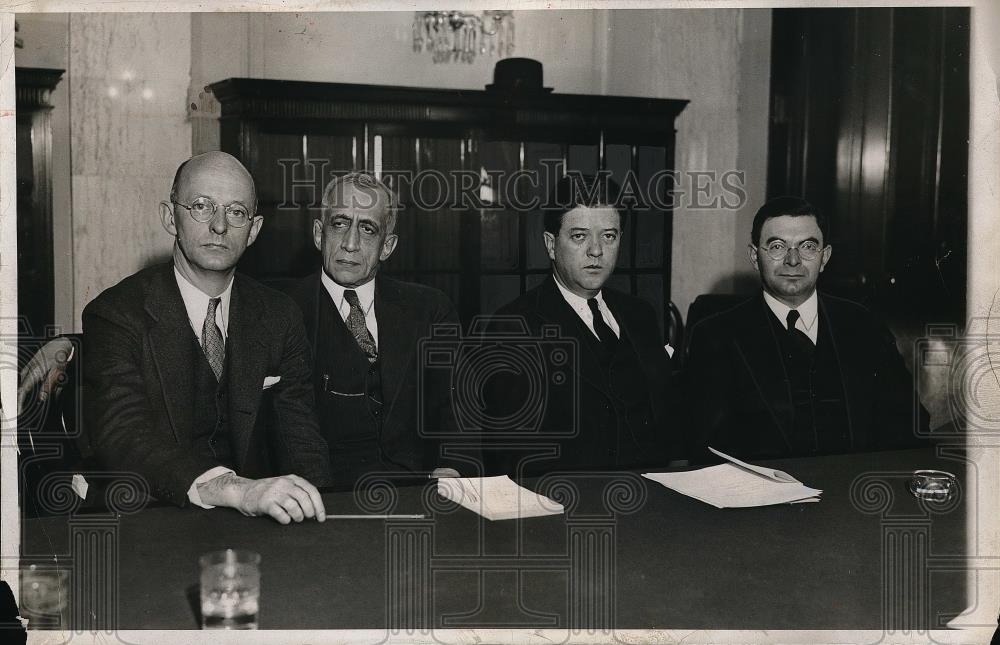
263, 375, 282, 390
664, 344, 675, 358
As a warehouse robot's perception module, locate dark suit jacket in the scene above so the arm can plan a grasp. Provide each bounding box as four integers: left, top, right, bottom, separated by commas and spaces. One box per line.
82, 263, 332, 506
290, 273, 472, 478
485, 276, 679, 475
684, 292, 930, 462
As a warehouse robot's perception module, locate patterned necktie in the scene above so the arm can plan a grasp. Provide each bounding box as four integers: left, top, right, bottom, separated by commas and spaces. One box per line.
587, 297, 618, 346
202, 297, 225, 381
343, 290, 378, 363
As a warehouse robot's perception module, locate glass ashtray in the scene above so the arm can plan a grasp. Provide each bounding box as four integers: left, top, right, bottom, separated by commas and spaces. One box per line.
908, 470, 957, 502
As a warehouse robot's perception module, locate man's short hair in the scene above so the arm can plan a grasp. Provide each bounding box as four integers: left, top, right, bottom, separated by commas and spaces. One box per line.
750, 196, 829, 246
321, 172, 400, 236
543, 173, 626, 235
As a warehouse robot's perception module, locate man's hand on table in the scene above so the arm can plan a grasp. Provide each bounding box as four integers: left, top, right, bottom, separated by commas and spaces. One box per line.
197, 472, 327, 524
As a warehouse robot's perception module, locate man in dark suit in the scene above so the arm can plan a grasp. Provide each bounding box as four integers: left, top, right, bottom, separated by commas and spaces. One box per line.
685, 196, 929, 463
83, 152, 332, 523
289, 172, 468, 489
484, 174, 680, 476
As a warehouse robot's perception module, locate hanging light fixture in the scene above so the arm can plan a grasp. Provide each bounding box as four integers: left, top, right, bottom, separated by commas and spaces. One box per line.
412, 11, 514, 64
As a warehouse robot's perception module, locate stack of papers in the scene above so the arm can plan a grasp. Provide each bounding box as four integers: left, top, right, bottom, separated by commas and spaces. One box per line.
642, 448, 822, 508
437, 476, 564, 521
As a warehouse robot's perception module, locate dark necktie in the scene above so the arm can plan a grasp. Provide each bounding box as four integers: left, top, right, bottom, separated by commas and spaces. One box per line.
344, 289, 378, 363
202, 297, 225, 381
785, 309, 815, 358
587, 297, 618, 346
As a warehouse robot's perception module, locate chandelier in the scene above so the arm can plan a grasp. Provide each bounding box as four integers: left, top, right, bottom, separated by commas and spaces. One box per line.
412, 11, 515, 64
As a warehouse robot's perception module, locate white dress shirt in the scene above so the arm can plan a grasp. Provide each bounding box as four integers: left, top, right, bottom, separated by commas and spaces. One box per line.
320, 270, 379, 348
553, 276, 621, 340
174, 268, 233, 343
762, 289, 819, 344
174, 268, 236, 509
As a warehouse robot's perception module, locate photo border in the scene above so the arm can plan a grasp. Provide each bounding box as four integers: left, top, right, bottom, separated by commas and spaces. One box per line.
1, 2, 996, 643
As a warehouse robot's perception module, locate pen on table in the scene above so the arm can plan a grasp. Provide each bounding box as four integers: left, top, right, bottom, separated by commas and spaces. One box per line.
327, 514, 426, 519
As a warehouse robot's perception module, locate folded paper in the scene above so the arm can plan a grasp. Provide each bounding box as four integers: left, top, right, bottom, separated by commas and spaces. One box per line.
643, 447, 822, 508
437, 476, 564, 521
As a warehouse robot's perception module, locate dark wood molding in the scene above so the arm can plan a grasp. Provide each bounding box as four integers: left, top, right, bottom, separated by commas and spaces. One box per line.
209, 78, 688, 140
15, 68, 64, 111
16, 67, 64, 338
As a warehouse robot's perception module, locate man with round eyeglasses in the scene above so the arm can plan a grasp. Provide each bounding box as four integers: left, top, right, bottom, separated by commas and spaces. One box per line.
80, 151, 333, 524
684, 196, 929, 463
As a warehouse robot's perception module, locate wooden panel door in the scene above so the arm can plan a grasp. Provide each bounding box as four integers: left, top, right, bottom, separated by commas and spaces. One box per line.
768, 7, 968, 322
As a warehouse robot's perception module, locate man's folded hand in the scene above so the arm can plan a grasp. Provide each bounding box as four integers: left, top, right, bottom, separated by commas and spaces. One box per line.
198, 473, 327, 524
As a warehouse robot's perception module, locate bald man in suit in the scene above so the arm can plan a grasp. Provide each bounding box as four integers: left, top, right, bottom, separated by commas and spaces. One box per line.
83, 152, 331, 523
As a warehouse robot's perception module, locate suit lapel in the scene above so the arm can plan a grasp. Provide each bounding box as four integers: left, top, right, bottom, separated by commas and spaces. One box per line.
301, 272, 323, 356
816, 295, 858, 445
146, 265, 197, 447
732, 296, 795, 450
375, 277, 416, 418
533, 277, 612, 397
226, 277, 269, 471
602, 289, 651, 375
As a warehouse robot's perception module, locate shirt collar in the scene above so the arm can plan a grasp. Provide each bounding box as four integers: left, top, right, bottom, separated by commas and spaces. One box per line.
762, 289, 819, 331
173, 267, 234, 338
553, 274, 605, 313
321, 270, 376, 311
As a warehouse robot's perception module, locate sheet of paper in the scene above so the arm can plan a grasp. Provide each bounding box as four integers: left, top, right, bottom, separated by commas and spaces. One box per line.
642, 463, 822, 508
437, 476, 564, 521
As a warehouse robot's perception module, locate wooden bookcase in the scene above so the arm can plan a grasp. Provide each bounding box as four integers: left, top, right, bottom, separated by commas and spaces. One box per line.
210, 77, 687, 334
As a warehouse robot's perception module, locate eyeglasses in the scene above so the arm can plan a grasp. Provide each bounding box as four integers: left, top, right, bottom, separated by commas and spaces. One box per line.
172, 197, 254, 228
758, 240, 824, 262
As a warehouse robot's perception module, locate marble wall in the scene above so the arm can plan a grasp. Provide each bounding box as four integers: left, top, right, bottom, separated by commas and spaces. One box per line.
193, 11, 604, 92
607, 9, 772, 317
69, 13, 192, 324
189, 11, 610, 154
19, 10, 771, 330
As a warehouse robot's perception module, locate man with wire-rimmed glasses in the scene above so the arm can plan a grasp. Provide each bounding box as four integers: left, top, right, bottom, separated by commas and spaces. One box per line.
684, 196, 929, 463
81, 151, 332, 523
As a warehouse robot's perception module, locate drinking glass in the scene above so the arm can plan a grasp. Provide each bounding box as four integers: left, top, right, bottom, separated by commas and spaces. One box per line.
199, 549, 260, 629
20, 564, 70, 629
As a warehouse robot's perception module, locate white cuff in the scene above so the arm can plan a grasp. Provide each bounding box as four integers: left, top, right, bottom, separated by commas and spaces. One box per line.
187, 467, 235, 508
